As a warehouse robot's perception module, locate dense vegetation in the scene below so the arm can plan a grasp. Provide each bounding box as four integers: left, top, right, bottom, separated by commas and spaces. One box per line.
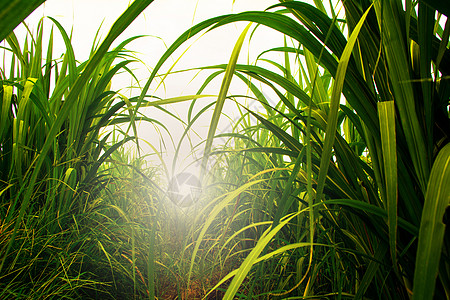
1, 0, 449, 299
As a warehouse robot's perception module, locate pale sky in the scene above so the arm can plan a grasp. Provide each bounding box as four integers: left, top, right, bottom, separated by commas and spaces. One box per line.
23, 0, 280, 89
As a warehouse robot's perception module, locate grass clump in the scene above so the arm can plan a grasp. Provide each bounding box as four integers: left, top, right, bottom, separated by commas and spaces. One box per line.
141, 0, 449, 298
0, 3, 159, 297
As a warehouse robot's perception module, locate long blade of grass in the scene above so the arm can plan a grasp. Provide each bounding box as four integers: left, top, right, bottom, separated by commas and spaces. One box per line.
207, 241, 325, 299
412, 143, 450, 300
355, 243, 388, 299
0, 0, 46, 42
418, 3, 435, 152
378, 100, 398, 271
376, 1, 429, 192
140, 8, 380, 136
0, 85, 13, 140
315, 4, 373, 202
324, 199, 417, 236
200, 23, 252, 179
272, 147, 306, 226
138, 94, 216, 107
187, 179, 265, 290
223, 211, 302, 299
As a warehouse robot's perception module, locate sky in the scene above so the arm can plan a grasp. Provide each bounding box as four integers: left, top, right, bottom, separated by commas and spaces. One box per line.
15, 0, 287, 178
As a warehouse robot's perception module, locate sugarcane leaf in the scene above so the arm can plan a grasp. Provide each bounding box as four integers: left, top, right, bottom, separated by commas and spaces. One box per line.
316, 4, 373, 202
419, 0, 450, 17
187, 179, 265, 290
200, 23, 252, 178
0, 0, 46, 42
413, 143, 450, 300
223, 211, 301, 299
378, 100, 398, 271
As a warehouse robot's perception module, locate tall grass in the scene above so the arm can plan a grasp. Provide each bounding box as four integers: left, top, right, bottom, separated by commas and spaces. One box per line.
139, 0, 449, 298
1, 0, 449, 299
0, 1, 161, 298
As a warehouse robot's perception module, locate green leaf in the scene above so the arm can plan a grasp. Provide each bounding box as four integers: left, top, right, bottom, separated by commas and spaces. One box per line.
378, 100, 398, 271
223, 211, 302, 299
375, 1, 429, 193
187, 179, 265, 290
413, 143, 450, 300
200, 23, 252, 179
0, 85, 13, 140
419, 0, 450, 17
272, 147, 306, 226
316, 4, 373, 202
355, 243, 388, 299
0, 0, 46, 42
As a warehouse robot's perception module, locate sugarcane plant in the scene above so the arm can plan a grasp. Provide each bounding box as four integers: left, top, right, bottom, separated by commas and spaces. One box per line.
0, 1, 162, 298
137, 0, 450, 298
1, 0, 449, 298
